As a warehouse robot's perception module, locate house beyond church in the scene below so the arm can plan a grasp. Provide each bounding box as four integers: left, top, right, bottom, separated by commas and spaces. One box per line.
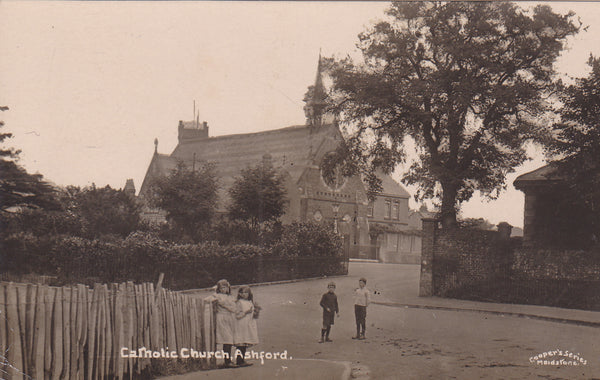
138, 58, 420, 262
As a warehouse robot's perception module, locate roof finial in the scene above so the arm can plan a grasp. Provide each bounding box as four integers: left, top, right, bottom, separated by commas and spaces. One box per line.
154, 138, 158, 153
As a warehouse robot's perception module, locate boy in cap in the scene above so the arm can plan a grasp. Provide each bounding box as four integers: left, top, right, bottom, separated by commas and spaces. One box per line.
319, 282, 339, 343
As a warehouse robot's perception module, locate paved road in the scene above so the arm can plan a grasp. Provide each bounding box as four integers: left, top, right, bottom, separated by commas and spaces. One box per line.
181, 263, 600, 380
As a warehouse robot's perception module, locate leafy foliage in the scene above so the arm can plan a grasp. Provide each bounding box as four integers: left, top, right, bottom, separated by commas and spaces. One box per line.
457, 217, 495, 231
228, 161, 287, 227
549, 56, 600, 246
149, 161, 219, 241
0, 107, 59, 212
68, 184, 141, 238
327, 2, 579, 226
271, 221, 343, 257
1, 222, 346, 289
210, 218, 282, 247
3, 184, 142, 239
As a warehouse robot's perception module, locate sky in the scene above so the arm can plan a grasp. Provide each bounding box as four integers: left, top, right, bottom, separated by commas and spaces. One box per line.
1, 1, 600, 228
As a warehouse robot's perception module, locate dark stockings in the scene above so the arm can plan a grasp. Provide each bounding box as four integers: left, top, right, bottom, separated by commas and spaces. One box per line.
223, 344, 232, 365
236, 346, 247, 365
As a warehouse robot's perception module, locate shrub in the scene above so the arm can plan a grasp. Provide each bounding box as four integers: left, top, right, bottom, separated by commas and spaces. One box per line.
1, 220, 347, 289
272, 221, 343, 257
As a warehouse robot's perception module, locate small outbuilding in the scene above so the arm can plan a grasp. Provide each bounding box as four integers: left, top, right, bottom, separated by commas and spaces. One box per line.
514, 163, 596, 248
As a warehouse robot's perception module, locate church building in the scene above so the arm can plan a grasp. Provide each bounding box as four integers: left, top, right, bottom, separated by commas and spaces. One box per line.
138, 58, 419, 261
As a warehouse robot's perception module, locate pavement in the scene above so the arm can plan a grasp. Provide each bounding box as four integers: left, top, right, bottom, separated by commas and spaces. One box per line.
159, 359, 352, 380
160, 262, 600, 380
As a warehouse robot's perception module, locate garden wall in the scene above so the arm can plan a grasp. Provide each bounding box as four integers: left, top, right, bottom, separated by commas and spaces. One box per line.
419, 219, 600, 311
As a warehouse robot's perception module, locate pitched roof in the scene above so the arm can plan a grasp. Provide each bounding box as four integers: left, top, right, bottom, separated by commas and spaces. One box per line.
139, 124, 340, 210
140, 122, 414, 210
380, 174, 410, 198
513, 163, 565, 189
139, 153, 178, 197
170, 124, 336, 188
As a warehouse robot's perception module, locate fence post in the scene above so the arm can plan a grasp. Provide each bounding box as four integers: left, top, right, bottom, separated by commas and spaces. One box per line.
419, 218, 438, 297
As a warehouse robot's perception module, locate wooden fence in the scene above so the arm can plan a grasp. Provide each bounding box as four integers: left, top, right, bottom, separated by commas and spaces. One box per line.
0, 281, 217, 380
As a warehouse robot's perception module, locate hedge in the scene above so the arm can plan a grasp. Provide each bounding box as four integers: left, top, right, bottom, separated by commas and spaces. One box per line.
0, 223, 346, 290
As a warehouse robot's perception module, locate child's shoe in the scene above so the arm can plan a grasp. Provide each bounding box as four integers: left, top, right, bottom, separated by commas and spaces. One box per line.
325, 338, 333, 342
318, 338, 324, 343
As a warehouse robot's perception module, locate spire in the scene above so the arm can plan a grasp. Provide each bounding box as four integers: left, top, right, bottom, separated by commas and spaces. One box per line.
313, 52, 327, 105
304, 51, 328, 128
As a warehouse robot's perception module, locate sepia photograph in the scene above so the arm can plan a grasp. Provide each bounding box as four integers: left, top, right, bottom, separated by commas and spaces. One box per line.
1, 1, 599, 379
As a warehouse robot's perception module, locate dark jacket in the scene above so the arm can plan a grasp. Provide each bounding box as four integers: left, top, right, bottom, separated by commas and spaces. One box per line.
320, 292, 338, 314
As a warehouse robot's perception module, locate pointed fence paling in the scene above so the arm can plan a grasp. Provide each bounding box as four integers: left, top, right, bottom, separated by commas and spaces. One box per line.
0, 281, 217, 380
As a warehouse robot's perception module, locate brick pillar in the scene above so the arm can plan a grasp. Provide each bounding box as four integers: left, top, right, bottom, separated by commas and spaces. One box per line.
497, 222, 512, 241
496, 222, 513, 280
419, 218, 438, 296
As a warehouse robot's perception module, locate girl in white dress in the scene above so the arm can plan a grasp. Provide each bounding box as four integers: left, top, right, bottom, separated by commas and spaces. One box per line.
234, 285, 259, 366
206, 279, 238, 368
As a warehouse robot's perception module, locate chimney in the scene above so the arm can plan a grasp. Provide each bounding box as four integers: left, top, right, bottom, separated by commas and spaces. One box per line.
178, 119, 208, 142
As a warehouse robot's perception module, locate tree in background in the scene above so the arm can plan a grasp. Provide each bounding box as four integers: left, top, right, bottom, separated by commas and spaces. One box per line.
458, 217, 495, 231
69, 184, 141, 238
4, 184, 142, 239
150, 161, 219, 241
0, 106, 58, 213
549, 56, 600, 247
228, 160, 287, 228
326, 2, 579, 227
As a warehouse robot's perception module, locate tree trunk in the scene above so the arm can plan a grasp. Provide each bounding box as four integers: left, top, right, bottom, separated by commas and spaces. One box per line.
440, 182, 458, 229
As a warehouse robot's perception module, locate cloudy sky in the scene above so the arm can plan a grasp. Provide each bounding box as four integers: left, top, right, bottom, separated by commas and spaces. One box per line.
1, 1, 600, 228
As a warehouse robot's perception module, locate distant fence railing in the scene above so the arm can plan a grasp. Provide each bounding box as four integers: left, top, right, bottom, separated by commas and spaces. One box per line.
0, 281, 216, 380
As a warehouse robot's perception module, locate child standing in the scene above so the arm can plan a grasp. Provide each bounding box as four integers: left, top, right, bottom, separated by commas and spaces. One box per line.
352, 277, 370, 340
319, 282, 339, 343
234, 285, 259, 367
205, 279, 238, 368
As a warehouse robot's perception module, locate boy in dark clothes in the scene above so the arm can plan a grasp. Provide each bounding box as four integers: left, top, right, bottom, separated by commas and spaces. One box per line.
319, 282, 339, 343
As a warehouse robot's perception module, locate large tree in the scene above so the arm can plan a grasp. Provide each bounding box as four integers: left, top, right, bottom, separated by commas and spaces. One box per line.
228, 160, 287, 228
549, 56, 600, 245
327, 2, 579, 227
150, 161, 219, 241
0, 106, 58, 212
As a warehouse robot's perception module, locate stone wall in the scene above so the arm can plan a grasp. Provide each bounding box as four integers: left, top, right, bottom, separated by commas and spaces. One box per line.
419, 219, 511, 297
418, 219, 600, 310
513, 247, 600, 281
